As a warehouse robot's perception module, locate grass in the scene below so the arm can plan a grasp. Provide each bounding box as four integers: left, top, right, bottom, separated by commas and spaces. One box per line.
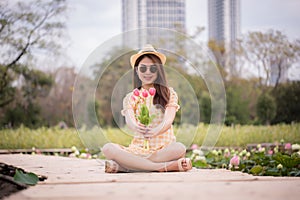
213, 123, 300, 147
0, 123, 299, 150
0, 125, 84, 149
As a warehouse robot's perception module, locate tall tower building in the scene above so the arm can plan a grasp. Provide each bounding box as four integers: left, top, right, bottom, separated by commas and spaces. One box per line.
208, 0, 241, 71
208, 0, 240, 44
122, 0, 186, 48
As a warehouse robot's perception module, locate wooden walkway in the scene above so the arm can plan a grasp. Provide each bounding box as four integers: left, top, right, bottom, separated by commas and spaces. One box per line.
1, 154, 300, 200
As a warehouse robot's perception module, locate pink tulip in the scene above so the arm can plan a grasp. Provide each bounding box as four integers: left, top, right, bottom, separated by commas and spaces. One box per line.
149, 88, 156, 96
142, 90, 148, 98
285, 143, 292, 150
133, 88, 140, 96
230, 155, 240, 167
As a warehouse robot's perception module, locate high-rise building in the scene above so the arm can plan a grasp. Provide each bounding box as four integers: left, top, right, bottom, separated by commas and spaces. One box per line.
208, 0, 241, 71
208, 0, 240, 45
122, 0, 186, 48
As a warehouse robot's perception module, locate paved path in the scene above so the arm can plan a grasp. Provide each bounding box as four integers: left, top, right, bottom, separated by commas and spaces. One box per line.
1, 154, 300, 200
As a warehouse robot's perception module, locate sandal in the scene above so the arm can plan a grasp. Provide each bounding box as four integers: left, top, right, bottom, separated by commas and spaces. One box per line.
105, 160, 119, 173
177, 158, 192, 172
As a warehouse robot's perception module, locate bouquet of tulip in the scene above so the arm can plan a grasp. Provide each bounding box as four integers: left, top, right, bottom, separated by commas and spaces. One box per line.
132, 87, 156, 150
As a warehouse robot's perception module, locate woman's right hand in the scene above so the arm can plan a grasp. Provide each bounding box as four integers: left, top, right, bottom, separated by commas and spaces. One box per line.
131, 122, 148, 135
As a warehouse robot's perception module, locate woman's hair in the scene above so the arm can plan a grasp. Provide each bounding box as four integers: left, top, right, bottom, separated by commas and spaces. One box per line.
133, 54, 170, 109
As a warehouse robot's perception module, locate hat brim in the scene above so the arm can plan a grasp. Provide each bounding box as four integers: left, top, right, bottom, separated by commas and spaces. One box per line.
130, 51, 166, 68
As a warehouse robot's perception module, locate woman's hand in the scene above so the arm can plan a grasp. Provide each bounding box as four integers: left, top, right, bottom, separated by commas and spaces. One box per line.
128, 119, 147, 135
143, 124, 163, 138
131, 122, 148, 135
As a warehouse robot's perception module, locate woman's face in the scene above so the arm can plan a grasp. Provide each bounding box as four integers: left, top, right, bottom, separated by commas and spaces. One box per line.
136, 56, 158, 86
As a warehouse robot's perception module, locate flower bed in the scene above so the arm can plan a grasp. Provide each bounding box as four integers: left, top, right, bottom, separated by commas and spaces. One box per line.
189, 142, 300, 177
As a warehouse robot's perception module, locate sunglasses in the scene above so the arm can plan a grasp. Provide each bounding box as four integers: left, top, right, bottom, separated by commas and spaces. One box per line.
138, 65, 158, 73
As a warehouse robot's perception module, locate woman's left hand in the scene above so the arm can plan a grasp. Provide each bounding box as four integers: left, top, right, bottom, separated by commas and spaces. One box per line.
143, 125, 162, 138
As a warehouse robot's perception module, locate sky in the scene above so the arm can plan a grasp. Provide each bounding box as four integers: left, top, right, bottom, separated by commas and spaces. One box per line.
65, 0, 300, 76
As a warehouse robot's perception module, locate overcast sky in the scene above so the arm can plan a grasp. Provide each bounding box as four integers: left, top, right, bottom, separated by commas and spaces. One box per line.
65, 0, 300, 71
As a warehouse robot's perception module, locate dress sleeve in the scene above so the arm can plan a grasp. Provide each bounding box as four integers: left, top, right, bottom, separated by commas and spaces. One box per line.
166, 87, 180, 111
121, 92, 134, 116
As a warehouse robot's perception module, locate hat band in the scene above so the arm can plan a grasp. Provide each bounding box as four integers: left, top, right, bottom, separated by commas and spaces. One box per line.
141, 50, 155, 53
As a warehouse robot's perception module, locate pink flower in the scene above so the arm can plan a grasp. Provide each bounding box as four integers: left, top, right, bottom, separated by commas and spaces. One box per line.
133, 88, 140, 96
268, 150, 273, 155
131, 95, 136, 101
191, 144, 198, 150
285, 143, 292, 150
230, 155, 240, 167
224, 151, 231, 158
142, 90, 148, 98
149, 87, 156, 96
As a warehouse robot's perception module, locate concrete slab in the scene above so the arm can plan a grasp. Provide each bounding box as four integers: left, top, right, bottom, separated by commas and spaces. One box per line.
1, 154, 300, 200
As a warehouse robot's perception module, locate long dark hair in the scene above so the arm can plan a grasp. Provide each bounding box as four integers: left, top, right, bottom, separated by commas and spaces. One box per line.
133, 54, 170, 109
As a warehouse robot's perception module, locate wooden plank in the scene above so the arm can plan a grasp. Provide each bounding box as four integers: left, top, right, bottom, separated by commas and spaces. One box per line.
0, 149, 72, 154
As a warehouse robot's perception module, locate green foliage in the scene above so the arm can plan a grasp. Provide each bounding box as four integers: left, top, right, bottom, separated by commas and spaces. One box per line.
189, 145, 300, 177
137, 104, 155, 126
192, 123, 300, 148
1, 124, 299, 149
0, 125, 84, 149
273, 152, 300, 168
199, 92, 211, 123
0, 0, 67, 107
272, 81, 300, 123
1, 103, 43, 128
225, 83, 250, 125
94, 47, 133, 127
14, 169, 39, 186
257, 93, 276, 125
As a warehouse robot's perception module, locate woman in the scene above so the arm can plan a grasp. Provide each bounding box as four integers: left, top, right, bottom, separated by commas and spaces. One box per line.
102, 44, 192, 173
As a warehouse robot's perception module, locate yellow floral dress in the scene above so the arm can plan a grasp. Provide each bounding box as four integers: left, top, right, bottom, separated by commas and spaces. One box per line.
121, 87, 180, 157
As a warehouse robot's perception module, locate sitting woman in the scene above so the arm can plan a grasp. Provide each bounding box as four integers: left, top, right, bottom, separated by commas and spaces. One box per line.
102, 44, 192, 173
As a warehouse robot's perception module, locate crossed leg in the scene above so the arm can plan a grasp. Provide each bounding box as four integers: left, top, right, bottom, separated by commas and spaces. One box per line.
102, 142, 190, 172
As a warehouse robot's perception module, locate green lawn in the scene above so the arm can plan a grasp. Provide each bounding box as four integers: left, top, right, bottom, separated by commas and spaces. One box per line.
0, 123, 299, 150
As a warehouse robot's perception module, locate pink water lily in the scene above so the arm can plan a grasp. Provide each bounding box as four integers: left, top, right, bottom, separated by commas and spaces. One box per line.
285, 143, 292, 150
230, 155, 240, 167
191, 144, 198, 150
268, 150, 273, 155
149, 87, 156, 96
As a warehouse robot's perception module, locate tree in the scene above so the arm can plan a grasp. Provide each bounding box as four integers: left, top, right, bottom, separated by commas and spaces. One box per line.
271, 81, 300, 124
256, 93, 276, 125
38, 67, 76, 127
242, 30, 300, 89
0, 0, 68, 107
225, 82, 251, 125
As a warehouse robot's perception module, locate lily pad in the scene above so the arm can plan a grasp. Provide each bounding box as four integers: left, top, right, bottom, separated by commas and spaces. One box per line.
250, 165, 263, 175
13, 169, 39, 186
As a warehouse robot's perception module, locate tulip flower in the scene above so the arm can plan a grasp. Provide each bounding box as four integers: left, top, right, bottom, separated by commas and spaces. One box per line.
132, 88, 156, 151
149, 87, 156, 96
133, 88, 140, 96
142, 90, 148, 98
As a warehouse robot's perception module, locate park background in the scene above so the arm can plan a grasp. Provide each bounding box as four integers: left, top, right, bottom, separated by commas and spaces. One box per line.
0, 0, 299, 167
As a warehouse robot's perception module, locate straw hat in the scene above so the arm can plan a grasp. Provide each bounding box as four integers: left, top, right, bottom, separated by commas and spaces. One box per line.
130, 44, 166, 68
